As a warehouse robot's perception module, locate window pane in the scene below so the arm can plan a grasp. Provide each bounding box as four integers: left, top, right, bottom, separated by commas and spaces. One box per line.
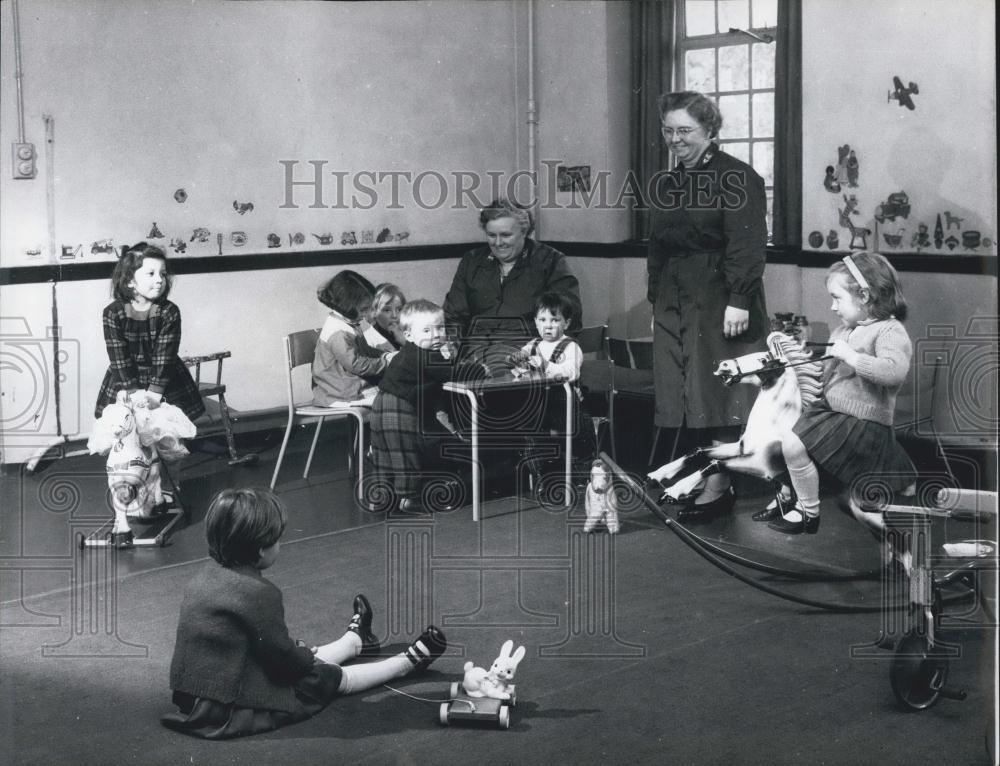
724, 141, 750, 164
718, 45, 749, 92
718, 0, 749, 32
752, 92, 774, 137
719, 94, 749, 138
752, 141, 774, 185
752, 0, 778, 28
751, 42, 775, 88
685, 48, 717, 93
685, 1, 715, 36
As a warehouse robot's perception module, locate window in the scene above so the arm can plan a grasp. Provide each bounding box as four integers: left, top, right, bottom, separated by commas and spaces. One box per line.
677, 0, 778, 237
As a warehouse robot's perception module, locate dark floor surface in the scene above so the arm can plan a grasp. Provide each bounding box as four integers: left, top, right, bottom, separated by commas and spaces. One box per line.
1, 419, 997, 766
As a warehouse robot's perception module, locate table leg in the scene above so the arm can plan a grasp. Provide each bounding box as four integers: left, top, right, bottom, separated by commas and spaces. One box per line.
564, 381, 573, 507
455, 389, 480, 521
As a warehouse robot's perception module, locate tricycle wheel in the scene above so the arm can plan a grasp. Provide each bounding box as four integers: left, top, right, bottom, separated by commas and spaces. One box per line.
890, 631, 949, 711
498, 706, 510, 730
439, 703, 450, 725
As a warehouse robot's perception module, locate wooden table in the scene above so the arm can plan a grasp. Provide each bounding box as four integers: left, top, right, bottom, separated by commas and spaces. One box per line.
443, 372, 574, 521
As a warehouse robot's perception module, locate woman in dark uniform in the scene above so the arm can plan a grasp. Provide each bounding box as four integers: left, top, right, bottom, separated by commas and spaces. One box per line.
647, 91, 769, 519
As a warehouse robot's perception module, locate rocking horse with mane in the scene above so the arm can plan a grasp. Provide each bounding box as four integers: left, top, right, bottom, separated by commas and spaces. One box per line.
647, 331, 825, 512
84, 390, 196, 549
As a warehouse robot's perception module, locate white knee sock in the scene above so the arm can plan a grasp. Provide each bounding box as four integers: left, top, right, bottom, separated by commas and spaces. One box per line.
787, 462, 821, 519
336, 654, 413, 694
314, 632, 361, 665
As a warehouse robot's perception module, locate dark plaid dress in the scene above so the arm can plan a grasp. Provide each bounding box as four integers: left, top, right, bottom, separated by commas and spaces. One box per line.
95, 300, 205, 420
370, 343, 483, 499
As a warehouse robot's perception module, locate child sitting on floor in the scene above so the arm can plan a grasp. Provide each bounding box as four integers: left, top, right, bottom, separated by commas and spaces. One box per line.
313, 270, 396, 407
369, 299, 487, 513
162, 487, 446, 739
364, 283, 407, 352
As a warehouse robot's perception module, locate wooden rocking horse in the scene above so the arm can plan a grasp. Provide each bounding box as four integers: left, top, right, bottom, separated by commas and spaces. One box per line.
647, 332, 824, 503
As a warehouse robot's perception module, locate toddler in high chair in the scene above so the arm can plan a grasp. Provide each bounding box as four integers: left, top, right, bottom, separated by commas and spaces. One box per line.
769, 253, 916, 535
162, 488, 446, 739
509, 293, 596, 492
313, 270, 396, 407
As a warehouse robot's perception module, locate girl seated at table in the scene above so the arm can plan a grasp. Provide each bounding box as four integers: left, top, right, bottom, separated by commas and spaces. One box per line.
313, 270, 396, 407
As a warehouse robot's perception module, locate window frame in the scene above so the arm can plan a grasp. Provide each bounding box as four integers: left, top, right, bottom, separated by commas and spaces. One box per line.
674, 1, 778, 238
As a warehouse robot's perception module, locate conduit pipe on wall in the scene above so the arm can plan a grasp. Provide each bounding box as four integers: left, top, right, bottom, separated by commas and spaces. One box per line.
526, 0, 539, 238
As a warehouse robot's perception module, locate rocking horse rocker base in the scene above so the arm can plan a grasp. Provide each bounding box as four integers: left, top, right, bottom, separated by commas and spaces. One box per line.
79, 490, 187, 550
83, 391, 196, 551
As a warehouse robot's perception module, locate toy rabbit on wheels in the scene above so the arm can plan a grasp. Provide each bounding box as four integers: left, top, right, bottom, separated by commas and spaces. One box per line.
440, 640, 525, 729
83, 390, 196, 549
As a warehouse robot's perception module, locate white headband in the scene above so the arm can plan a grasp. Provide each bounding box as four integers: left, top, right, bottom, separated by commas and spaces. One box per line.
842, 255, 870, 291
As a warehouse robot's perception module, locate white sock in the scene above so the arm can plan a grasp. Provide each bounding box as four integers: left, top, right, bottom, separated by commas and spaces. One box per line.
336, 653, 412, 694
314, 632, 361, 665
787, 462, 820, 518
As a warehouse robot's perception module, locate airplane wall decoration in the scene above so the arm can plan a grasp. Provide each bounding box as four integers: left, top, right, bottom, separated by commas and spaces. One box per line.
888, 76, 919, 110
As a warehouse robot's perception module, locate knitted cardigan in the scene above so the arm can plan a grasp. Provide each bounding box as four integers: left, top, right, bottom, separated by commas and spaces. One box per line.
168, 563, 316, 714
822, 318, 912, 426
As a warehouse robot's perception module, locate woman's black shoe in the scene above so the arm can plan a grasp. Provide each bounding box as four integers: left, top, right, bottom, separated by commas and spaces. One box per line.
768, 512, 821, 535
347, 594, 380, 655
676, 487, 735, 521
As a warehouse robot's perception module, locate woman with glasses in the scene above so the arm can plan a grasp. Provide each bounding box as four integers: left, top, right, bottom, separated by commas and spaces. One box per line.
647, 90, 769, 521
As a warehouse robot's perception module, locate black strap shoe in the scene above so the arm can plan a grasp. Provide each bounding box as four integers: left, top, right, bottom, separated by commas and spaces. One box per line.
347, 594, 380, 655
768, 510, 821, 535
405, 625, 447, 671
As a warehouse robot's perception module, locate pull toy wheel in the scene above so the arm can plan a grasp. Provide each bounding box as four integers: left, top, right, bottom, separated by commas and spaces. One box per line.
890, 632, 950, 711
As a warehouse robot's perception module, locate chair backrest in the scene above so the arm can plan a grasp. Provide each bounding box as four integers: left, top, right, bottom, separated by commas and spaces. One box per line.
607, 337, 631, 368
286, 329, 321, 370
283, 329, 321, 412
627, 339, 655, 371
895, 354, 942, 434
575, 325, 608, 357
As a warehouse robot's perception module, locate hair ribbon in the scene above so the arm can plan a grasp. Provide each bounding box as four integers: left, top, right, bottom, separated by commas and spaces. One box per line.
842, 255, 870, 291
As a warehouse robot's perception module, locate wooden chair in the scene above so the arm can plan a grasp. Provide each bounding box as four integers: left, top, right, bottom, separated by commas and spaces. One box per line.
269, 330, 370, 499
181, 351, 258, 466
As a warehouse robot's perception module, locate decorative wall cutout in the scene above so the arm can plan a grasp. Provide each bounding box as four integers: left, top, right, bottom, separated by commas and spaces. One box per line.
148, 222, 164, 238
888, 76, 918, 110
233, 200, 254, 215
173, 188, 187, 203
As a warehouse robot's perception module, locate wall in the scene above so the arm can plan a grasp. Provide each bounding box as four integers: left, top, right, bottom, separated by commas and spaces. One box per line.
2, 0, 996, 463
802, 0, 997, 257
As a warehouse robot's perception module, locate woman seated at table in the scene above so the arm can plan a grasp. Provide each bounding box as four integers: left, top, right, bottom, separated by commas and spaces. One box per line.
443, 198, 582, 351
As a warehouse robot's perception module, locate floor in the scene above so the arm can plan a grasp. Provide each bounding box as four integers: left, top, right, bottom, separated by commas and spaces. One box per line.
1, 417, 997, 766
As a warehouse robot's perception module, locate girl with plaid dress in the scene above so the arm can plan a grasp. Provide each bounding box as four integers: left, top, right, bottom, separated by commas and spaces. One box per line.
95, 243, 204, 421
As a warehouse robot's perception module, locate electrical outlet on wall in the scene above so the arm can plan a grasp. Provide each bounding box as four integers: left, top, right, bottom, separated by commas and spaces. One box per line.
12, 142, 36, 179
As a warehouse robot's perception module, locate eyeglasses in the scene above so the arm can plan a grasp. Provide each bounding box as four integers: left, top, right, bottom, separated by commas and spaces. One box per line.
661, 126, 701, 138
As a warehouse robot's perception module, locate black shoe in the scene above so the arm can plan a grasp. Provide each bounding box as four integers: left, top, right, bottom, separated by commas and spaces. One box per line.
678, 487, 735, 521
752, 492, 792, 522
405, 625, 447, 671
347, 594, 380, 655
398, 497, 425, 514
768, 512, 821, 535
